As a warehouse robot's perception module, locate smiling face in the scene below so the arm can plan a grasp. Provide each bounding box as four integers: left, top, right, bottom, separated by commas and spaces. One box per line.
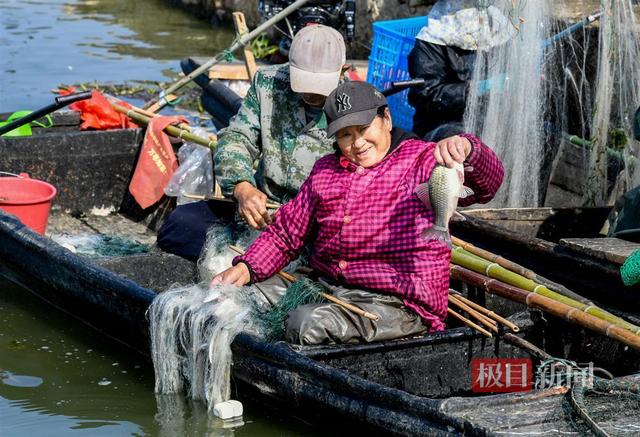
335, 107, 393, 168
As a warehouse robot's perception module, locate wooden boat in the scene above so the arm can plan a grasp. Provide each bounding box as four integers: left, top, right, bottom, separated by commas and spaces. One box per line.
453, 207, 640, 321
1, 115, 640, 435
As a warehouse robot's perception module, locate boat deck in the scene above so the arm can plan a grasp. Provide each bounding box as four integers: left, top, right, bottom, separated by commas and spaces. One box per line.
46, 211, 156, 246
559, 237, 640, 265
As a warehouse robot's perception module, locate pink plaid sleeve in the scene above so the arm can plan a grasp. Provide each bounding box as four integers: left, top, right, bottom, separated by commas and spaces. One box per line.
458, 133, 504, 206
234, 172, 317, 282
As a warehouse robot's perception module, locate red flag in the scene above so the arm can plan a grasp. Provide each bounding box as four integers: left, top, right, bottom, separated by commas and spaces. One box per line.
129, 116, 187, 209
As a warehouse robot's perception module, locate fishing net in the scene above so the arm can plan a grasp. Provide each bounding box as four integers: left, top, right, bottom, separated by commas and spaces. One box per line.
535, 358, 640, 436
568, 376, 640, 436
261, 277, 324, 341
464, 0, 553, 207
149, 282, 267, 410
196, 219, 260, 283
582, 0, 640, 206
464, 0, 640, 208
51, 233, 150, 256
149, 266, 327, 410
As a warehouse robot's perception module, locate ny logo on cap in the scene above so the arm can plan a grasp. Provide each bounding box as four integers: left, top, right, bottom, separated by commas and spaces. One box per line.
336, 93, 352, 112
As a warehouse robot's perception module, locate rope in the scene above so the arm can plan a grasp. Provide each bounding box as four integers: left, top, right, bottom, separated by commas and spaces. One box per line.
569, 381, 611, 437
550, 358, 640, 436
222, 49, 235, 63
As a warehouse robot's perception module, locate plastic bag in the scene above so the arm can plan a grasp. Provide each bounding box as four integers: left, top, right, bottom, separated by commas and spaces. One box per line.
59, 88, 137, 130
164, 128, 214, 205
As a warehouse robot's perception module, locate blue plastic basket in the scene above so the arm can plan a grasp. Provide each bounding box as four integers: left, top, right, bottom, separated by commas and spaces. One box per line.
366, 16, 427, 132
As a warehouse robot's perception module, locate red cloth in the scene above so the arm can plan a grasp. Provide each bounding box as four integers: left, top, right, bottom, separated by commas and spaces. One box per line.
236, 134, 504, 331
129, 116, 187, 209
59, 88, 137, 130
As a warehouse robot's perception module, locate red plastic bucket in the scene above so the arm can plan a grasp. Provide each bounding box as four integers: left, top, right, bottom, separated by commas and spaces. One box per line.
0, 173, 57, 235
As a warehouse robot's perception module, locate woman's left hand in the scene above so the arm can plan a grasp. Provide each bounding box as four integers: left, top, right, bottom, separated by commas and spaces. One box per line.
434, 135, 472, 167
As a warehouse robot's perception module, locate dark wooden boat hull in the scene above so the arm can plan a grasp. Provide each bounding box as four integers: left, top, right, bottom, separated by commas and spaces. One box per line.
453, 208, 640, 316
0, 111, 143, 214
0, 211, 510, 435
3, 209, 640, 435
2, 118, 639, 435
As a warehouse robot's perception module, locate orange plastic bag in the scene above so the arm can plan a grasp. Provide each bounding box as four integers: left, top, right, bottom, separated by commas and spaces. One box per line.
59, 88, 138, 130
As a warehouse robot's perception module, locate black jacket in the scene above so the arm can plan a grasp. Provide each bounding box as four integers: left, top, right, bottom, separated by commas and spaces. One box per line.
408, 39, 476, 138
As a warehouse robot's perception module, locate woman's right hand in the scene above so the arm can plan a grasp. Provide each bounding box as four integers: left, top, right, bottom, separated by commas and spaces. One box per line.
210, 263, 251, 287
233, 181, 272, 230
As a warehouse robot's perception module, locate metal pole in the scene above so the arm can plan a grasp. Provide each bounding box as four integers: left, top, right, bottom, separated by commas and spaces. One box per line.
542, 11, 603, 49
143, 0, 312, 110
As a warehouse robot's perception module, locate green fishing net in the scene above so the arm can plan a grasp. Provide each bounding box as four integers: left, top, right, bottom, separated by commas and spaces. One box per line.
259, 277, 325, 341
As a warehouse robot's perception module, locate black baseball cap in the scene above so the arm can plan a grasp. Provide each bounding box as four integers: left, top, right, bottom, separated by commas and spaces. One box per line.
324, 81, 388, 137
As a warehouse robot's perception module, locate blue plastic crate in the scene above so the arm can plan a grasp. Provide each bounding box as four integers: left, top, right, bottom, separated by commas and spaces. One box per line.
366, 16, 427, 132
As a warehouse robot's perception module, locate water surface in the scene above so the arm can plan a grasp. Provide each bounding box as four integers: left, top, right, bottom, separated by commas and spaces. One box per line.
0, 279, 317, 436
0, 1, 315, 434
0, 0, 234, 110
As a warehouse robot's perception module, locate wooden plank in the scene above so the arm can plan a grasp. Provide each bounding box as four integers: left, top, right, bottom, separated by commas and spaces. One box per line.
232, 12, 257, 81
464, 207, 555, 222
206, 59, 369, 82
559, 237, 640, 265
208, 62, 261, 80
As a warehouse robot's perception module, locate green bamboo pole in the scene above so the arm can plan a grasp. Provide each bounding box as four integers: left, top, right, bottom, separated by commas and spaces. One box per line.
450, 249, 640, 335
111, 103, 216, 150
451, 237, 593, 305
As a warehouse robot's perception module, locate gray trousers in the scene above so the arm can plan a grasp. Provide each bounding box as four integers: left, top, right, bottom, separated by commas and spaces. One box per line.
253, 278, 428, 345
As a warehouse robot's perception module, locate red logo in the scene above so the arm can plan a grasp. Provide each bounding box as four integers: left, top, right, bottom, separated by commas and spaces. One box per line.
471, 358, 533, 393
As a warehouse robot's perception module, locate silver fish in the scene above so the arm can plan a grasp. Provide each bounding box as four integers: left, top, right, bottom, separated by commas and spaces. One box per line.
415, 162, 473, 248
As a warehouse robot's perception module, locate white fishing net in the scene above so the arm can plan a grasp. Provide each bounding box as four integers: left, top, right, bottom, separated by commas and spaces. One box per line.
583, 0, 640, 206
464, 0, 640, 207
464, 0, 552, 207
149, 281, 266, 411
197, 223, 259, 283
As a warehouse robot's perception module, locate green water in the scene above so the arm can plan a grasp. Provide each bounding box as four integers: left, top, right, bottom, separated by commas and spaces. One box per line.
0, 0, 317, 434
0, 0, 234, 110
0, 279, 319, 436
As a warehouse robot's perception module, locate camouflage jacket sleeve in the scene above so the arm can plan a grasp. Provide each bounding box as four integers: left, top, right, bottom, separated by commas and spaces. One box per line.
213, 74, 263, 197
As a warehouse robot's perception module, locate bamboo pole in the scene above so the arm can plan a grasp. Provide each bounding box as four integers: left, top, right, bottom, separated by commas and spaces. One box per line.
111, 102, 216, 149
447, 308, 493, 338
448, 295, 498, 333
451, 236, 591, 305
502, 333, 551, 360
227, 245, 379, 321
450, 290, 520, 332
450, 264, 640, 351
184, 193, 280, 210
105, 94, 217, 143
450, 248, 640, 335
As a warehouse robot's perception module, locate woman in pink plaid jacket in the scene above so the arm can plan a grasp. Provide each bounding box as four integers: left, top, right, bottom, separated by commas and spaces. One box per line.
212, 82, 504, 345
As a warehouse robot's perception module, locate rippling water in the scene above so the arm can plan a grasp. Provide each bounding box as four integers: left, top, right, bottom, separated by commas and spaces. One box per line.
0, 0, 234, 110
0, 1, 318, 434
0, 279, 320, 436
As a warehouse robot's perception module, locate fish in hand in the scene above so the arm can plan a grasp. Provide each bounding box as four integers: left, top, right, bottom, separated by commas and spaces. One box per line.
415, 162, 473, 248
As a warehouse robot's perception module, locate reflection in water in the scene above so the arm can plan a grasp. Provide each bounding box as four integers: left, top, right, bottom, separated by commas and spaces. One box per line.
0, 371, 44, 388
0, 279, 316, 436
0, 0, 233, 110
63, 0, 233, 60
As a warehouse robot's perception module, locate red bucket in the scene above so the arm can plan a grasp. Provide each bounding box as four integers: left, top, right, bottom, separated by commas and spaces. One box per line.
0, 173, 57, 235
